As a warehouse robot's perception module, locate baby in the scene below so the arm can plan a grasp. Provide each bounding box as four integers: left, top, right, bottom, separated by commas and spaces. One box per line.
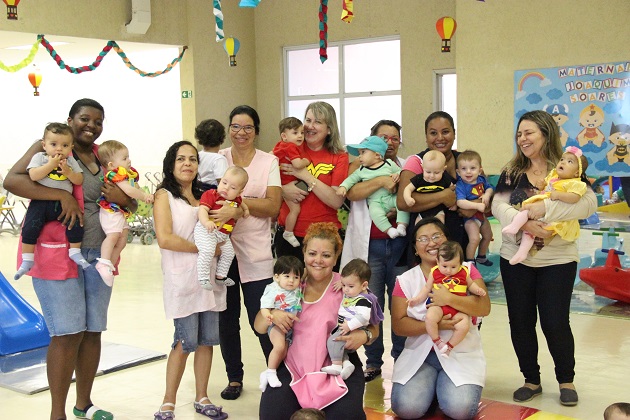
502, 146, 589, 265
259, 255, 304, 391
195, 166, 249, 290
337, 136, 409, 239
196, 118, 229, 191
455, 150, 494, 266
15, 123, 89, 280
408, 241, 486, 357
96, 140, 154, 286
403, 150, 455, 223
605, 403, 630, 420
322, 258, 383, 379
272, 117, 309, 247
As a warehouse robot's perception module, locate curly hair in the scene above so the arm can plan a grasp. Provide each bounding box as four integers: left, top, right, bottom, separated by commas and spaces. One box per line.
302, 222, 343, 259
157, 140, 203, 204
195, 119, 226, 148
68, 98, 105, 119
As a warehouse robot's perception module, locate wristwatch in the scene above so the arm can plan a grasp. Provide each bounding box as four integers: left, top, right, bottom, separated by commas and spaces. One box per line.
361, 327, 372, 344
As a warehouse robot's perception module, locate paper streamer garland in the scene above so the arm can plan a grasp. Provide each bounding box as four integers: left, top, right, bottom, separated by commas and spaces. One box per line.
213, 0, 224, 42
0, 37, 39, 72
341, 0, 353, 23
319, 0, 328, 63
37, 35, 187, 77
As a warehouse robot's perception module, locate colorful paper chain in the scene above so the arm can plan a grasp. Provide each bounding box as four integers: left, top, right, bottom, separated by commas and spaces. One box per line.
37, 34, 187, 77
341, 0, 354, 23
213, 0, 224, 42
319, 0, 328, 63
0, 38, 40, 72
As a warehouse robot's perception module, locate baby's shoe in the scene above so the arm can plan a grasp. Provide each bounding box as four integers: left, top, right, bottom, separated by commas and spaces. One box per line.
396, 224, 407, 237
95, 258, 115, 287
387, 227, 401, 239
216, 277, 235, 287
282, 230, 301, 247
200, 278, 214, 291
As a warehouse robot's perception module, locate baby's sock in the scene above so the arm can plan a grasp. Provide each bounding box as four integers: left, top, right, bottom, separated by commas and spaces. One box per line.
396, 224, 407, 237
215, 277, 235, 287
475, 255, 493, 266
266, 369, 282, 388
259, 371, 269, 392
321, 364, 343, 375
14, 253, 35, 280
387, 227, 400, 239
69, 248, 91, 269
282, 230, 301, 247
441, 342, 454, 358
341, 359, 355, 380
432, 337, 448, 354
509, 250, 529, 265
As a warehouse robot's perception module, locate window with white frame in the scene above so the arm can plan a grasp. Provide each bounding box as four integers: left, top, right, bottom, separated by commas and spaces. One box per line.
434, 70, 458, 149
285, 38, 401, 144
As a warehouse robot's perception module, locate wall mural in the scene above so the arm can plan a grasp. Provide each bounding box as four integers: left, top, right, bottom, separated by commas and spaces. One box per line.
514, 60, 630, 176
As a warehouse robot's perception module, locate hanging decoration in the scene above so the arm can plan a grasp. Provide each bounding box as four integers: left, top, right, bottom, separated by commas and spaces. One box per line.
436, 16, 457, 53
35, 35, 187, 77
239, 0, 261, 7
223, 37, 240, 67
0, 38, 39, 72
341, 0, 353, 23
213, 0, 224, 42
318, 0, 328, 63
2, 0, 20, 20
28, 64, 42, 96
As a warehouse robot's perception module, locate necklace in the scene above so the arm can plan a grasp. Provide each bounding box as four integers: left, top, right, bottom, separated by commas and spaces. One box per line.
533, 169, 543, 176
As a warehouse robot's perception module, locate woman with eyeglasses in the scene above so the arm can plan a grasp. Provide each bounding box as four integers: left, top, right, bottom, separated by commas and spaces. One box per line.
340, 120, 407, 382
390, 217, 490, 419
397, 111, 476, 250
215, 105, 283, 400
273, 101, 349, 265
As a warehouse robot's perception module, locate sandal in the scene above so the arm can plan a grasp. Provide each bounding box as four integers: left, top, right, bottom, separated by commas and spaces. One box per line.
73, 404, 114, 420
220, 382, 243, 400
364, 367, 382, 383
194, 398, 228, 419
154, 403, 175, 420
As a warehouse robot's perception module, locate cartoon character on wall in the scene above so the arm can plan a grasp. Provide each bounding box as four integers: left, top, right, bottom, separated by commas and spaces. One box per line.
576, 103, 606, 147
543, 103, 570, 146
606, 122, 630, 166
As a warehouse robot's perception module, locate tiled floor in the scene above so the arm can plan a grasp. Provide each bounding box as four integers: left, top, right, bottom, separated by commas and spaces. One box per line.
1, 218, 630, 419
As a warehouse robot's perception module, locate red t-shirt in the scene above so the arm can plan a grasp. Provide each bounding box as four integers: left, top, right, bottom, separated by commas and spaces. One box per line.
278, 144, 349, 237
272, 141, 305, 185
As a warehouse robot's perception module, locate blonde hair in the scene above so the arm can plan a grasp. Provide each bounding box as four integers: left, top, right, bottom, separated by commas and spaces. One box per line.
305, 102, 343, 154
97, 140, 128, 165
224, 166, 249, 187
423, 150, 446, 166
457, 149, 482, 167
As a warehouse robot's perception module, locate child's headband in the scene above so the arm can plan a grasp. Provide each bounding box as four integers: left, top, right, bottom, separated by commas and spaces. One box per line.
565, 146, 583, 176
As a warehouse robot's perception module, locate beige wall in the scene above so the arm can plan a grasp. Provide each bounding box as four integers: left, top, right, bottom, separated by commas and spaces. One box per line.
456, 0, 630, 173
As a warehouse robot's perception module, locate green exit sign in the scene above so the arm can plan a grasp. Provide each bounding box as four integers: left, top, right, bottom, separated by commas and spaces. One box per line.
181, 90, 193, 99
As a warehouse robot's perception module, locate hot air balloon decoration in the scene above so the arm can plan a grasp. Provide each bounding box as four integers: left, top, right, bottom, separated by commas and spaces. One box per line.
223, 37, 240, 67
436, 16, 457, 53
28, 65, 42, 96
3, 0, 20, 20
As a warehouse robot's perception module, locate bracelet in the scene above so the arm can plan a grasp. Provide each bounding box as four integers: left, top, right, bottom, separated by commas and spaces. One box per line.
307, 180, 317, 192
362, 328, 371, 344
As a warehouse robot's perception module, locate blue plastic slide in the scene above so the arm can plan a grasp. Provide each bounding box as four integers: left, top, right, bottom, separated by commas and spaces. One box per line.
0, 271, 50, 356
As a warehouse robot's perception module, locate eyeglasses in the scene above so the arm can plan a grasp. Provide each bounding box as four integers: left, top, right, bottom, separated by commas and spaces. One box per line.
416, 233, 445, 244
229, 124, 255, 134
380, 135, 401, 144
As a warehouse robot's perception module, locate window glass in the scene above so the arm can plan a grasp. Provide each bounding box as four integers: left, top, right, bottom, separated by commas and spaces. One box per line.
287, 47, 339, 96
344, 40, 401, 93
344, 95, 402, 144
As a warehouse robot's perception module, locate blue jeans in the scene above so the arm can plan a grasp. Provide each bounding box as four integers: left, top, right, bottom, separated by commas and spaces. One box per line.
391, 351, 482, 420
364, 236, 407, 369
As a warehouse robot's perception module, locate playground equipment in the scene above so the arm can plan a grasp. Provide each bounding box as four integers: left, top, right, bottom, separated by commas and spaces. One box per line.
580, 247, 630, 303
0, 271, 50, 356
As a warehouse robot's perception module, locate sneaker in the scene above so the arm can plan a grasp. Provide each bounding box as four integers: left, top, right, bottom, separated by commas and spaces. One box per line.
73, 404, 114, 420
475, 256, 493, 266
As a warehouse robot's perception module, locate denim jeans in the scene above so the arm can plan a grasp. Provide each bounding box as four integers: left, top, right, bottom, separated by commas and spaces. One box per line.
364, 236, 407, 368
391, 351, 482, 420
